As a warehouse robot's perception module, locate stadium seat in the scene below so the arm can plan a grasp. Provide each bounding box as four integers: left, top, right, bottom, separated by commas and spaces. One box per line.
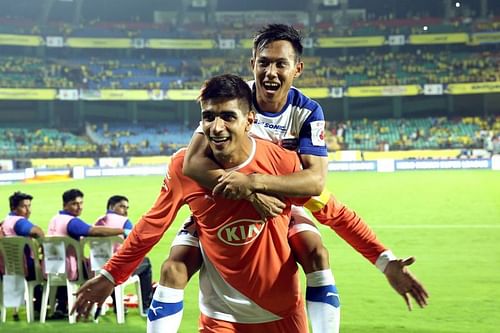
39, 236, 87, 324
81, 236, 143, 324
0, 237, 44, 323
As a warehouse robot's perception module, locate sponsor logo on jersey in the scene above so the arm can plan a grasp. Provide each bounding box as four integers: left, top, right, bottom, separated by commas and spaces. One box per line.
217, 219, 265, 246
254, 119, 287, 132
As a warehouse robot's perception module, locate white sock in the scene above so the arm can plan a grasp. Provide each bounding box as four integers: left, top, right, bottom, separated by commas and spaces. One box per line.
306, 269, 340, 333
147, 285, 184, 333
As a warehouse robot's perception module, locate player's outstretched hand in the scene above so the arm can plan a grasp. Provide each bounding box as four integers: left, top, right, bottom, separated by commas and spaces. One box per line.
384, 257, 429, 311
71, 274, 114, 320
248, 192, 286, 220
213, 171, 254, 200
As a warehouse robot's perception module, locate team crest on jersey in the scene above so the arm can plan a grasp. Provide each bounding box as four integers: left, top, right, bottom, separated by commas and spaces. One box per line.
217, 219, 265, 246
310, 120, 326, 146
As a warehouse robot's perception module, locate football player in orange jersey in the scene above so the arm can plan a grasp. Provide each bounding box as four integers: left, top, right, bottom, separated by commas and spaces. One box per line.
72, 74, 428, 333
73, 74, 312, 332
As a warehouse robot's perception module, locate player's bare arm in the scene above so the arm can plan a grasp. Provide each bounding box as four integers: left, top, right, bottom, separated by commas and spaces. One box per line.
214, 153, 328, 198
182, 132, 226, 189
183, 132, 285, 218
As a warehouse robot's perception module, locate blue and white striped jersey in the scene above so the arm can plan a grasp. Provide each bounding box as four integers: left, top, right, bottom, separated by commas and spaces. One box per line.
248, 81, 327, 157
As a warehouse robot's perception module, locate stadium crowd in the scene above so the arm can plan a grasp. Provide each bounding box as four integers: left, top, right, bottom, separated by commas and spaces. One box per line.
1, 50, 499, 90
0, 12, 499, 38
0, 116, 498, 159
325, 116, 500, 153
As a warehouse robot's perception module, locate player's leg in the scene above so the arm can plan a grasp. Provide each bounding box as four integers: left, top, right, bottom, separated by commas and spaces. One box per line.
134, 257, 153, 315
288, 206, 340, 333
147, 216, 202, 333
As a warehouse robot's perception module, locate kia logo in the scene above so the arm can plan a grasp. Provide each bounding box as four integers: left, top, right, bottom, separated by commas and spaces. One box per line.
217, 219, 265, 246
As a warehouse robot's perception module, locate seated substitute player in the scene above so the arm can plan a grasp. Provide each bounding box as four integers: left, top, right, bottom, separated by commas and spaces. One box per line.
48, 188, 125, 317
94, 195, 153, 315
153, 24, 429, 333
1, 191, 45, 320
72, 74, 428, 333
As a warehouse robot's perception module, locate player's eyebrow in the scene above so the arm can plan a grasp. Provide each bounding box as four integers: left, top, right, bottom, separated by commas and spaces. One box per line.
202, 110, 238, 116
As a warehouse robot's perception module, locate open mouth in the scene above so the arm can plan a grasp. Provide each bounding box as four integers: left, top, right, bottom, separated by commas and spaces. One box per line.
210, 136, 230, 147
263, 81, 280, 92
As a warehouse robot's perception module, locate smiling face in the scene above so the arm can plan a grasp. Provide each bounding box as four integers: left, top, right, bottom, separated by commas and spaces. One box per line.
201, 98, 255, 169
251, 40, 303, 113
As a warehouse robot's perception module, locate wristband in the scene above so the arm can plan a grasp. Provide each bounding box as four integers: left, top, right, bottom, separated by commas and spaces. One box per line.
375, 250, 397, 273
99, 269, 116, 285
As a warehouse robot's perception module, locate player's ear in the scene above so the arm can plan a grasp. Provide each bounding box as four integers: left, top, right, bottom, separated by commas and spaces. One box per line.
294, 60, 304, 78
246, 110, 255, 131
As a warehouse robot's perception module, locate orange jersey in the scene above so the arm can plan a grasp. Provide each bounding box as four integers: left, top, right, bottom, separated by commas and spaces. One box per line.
105, 137, 308, 323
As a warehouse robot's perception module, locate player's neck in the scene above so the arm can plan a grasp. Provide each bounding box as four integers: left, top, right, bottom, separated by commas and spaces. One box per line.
215, 136, 254, 169
256, 98, 286, 114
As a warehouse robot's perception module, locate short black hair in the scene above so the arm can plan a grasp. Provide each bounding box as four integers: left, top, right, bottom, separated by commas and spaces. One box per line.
9, 191, 33, 211
252, 23, 303, 62
62, 188, 84, 204
199, 74, 253, 113
107, 195, 128, 210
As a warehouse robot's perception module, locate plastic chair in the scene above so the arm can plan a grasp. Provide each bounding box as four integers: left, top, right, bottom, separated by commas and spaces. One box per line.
0, 236, 44, 323
39, 236, 87, 324
81, 236, 142, 324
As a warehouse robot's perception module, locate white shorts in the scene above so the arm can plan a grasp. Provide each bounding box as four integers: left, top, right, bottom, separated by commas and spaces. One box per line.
170, 205, 321, 248
170, 216, 200, 248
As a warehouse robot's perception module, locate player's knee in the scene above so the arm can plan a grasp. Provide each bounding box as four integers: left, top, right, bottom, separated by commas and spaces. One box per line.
160, 259, 189, 288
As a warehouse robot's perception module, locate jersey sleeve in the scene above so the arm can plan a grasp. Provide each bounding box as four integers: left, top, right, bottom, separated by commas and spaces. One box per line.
13, 218, 35, 236
103, 154, 187, 285
67, 218, 92, 239
298, 105, 328, 157
305, 192, 387, 264
123, 219, 133, 230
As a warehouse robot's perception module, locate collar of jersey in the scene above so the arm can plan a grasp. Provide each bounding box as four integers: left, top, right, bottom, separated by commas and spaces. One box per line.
224, 136, 256, 172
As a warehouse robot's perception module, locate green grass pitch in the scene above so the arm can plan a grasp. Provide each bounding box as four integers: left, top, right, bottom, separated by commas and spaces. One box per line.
0, 169, 499, 332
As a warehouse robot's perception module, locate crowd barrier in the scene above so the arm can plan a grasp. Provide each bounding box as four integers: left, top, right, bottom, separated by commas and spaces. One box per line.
0, 155, 498, 185
328, 157, 497, 172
